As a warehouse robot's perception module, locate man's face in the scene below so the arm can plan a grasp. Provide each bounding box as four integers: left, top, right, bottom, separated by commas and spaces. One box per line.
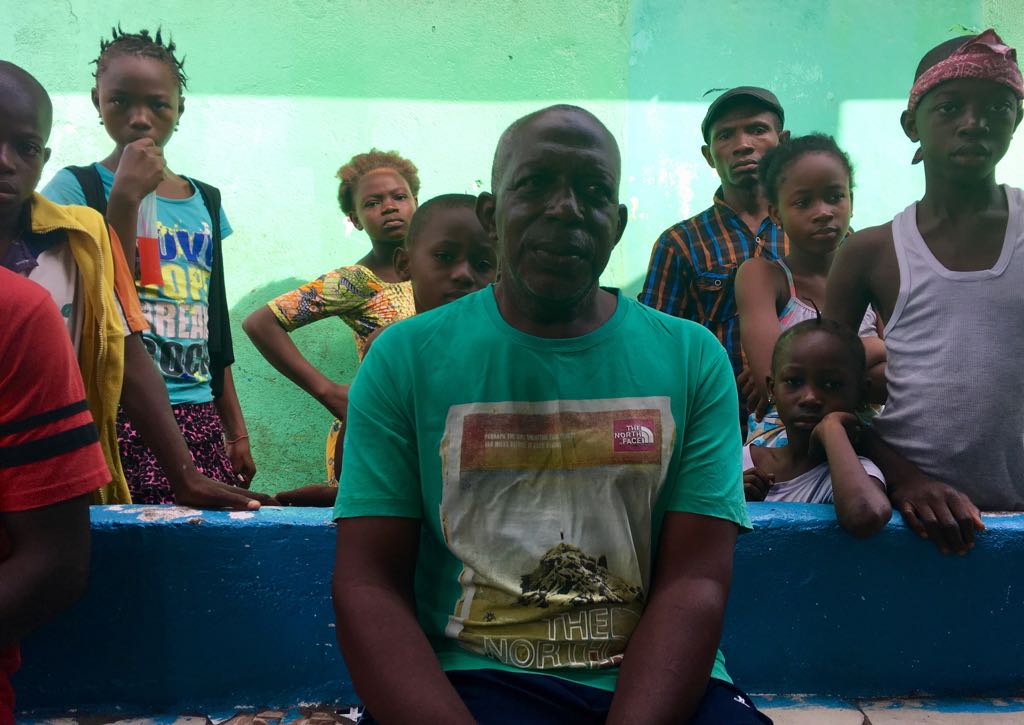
904, 78, 1022, 181
702, 103, 785, 189
482, 110, 627, 310
0, 89, 50, 213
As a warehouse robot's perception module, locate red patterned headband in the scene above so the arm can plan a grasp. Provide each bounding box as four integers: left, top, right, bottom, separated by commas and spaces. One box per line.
907, 29, 1023, 116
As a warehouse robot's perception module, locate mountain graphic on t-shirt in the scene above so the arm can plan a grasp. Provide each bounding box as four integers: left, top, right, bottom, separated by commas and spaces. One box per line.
518, 541, 644, 608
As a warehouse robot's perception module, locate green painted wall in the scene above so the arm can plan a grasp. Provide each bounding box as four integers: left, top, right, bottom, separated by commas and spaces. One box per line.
4, 1, 1022, 493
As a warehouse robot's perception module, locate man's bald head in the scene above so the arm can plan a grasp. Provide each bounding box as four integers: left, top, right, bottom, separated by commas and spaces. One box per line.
478, 104, 627, 320
490, 104, 620, 191
0, 61, 53, 142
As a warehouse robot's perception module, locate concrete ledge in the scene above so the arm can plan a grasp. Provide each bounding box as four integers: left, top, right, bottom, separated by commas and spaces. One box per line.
12, 505, 1024, 715
724, 506, 1023, 699
16, 506, 343, 715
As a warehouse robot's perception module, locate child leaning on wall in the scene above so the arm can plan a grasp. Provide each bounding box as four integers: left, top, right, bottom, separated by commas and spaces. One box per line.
243, 150, 420, 486
42, 27, 256, 504
273, 194, 498, 506
826, 28, 1024, 554
735, 133, 885, 448
743, 317, 892, 539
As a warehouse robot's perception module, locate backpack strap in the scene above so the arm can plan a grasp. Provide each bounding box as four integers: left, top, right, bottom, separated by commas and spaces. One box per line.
189, 178, 233, 399
66, 165, 108, 216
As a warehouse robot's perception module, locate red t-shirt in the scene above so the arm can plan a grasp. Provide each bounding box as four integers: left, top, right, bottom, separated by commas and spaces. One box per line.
0, 268, 111, 724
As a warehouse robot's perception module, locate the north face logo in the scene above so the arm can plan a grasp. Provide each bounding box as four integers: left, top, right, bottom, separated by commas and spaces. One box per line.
613, 419, 656, 452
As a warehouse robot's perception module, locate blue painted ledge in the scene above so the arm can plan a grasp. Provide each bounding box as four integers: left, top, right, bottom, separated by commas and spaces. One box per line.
12, 504, 1024, 715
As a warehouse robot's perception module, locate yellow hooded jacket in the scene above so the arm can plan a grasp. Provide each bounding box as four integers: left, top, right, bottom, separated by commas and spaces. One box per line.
28, 193, 148, 504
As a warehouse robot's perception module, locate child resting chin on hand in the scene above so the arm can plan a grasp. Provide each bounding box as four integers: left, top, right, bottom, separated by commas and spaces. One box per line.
743, 316, 892, 539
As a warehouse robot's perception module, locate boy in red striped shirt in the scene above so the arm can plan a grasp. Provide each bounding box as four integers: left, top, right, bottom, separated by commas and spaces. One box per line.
0, 268, 111, 725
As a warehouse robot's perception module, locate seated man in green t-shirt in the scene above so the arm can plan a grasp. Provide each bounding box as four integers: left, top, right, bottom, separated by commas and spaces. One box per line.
331, 105, 768, 724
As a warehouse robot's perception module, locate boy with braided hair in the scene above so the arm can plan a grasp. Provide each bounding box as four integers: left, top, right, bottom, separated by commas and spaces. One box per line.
44, 26, 259, 503
2, 60, 266, 510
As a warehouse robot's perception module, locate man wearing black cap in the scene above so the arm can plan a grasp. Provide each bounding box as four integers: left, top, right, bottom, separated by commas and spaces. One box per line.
639, 87, 789, 427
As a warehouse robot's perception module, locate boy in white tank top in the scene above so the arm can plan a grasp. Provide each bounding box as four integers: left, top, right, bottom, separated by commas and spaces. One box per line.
826, 29, 1024, 555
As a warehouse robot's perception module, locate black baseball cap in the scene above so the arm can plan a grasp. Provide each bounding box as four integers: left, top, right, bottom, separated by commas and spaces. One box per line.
701, 87, 785, 142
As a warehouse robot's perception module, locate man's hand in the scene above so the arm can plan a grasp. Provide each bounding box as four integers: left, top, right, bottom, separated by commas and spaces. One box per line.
737, 366, 755, 401
743, 467, 774, 501
109, 138, 166, 204
334, 517, 475, 723
225, 436, 257, 487
736, 367, 768, 421
890, 475, 985, 555
171, 470, 273, 511
747, 389, 770, 421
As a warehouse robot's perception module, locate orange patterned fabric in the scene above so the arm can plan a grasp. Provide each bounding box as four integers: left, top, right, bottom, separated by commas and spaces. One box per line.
268, 264, 414, 360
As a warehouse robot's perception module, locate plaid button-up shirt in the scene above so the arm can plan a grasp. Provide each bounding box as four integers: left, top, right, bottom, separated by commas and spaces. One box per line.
638, 189, 788, 377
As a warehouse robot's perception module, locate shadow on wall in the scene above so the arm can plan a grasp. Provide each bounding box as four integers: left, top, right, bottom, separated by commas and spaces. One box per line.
229, 279, 359, 496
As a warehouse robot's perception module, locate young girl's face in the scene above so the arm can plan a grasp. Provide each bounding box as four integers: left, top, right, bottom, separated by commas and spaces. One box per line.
93, 54, 182, 149
771, 152, 851, 256
768, 330, 863, 433
348, 168, 417, 244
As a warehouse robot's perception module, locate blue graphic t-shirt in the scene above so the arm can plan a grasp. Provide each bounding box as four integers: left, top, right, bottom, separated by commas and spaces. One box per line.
43, 162, 233, 404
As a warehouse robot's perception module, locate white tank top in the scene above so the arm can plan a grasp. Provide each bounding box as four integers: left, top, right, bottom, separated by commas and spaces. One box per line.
874, 186, 1024, 510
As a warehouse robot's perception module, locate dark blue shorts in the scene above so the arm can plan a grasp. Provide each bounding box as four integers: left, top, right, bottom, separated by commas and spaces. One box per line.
360, 668, 772, 724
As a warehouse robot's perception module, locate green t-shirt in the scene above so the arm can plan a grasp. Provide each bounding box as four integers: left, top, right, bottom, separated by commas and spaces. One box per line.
335, 287, 750, 692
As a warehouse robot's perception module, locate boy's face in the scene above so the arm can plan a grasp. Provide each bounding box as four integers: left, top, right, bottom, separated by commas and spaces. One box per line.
0, 89, 50, 214
702, 104, 787, 189
92, 55, 183, 150
480, 108, 627, 310
347, 168, 417, 244
904, 78, 1023, 180
396, 206, 496, 313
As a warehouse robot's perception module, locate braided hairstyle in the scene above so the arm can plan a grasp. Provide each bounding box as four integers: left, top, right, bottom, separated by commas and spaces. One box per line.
93, 26, 188, 93
771, 304, 866, 382
758, 133, 854, 206
336, 149, 420, 215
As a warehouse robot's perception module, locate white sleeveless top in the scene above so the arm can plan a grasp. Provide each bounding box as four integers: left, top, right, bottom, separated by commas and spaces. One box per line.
874, 186, 1024, 510
776, 259, 878, 336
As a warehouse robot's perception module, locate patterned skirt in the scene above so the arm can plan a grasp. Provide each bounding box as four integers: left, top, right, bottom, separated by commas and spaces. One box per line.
117, 401, 237, 504
325, 417, 344, 485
